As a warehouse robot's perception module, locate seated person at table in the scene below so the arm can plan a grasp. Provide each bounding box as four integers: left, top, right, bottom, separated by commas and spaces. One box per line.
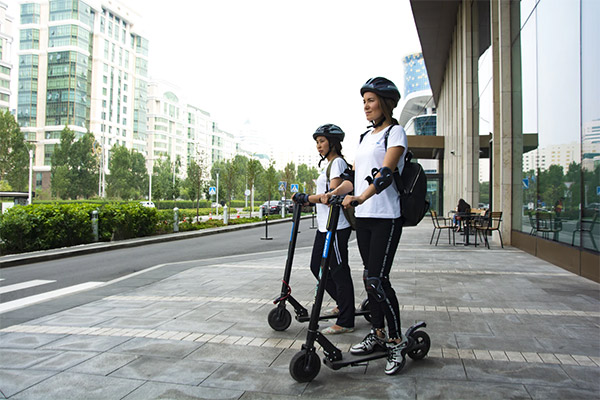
453, 198, 471, 230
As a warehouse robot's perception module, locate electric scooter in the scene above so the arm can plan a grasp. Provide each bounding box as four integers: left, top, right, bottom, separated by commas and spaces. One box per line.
289, 195, 431, 382
268, 198, 370, 331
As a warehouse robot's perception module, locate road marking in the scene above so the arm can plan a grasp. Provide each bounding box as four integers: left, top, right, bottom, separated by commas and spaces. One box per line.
0, 280, 56, 294
2, 324, 598, 368
0, 282, 103, 314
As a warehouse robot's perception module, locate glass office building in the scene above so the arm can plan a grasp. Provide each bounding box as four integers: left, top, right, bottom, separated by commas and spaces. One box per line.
410, 0, 599, 281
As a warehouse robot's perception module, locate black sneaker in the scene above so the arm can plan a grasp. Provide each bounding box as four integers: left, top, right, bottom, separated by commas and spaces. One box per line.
350, 330, 386, 355
384, 339, 408, 375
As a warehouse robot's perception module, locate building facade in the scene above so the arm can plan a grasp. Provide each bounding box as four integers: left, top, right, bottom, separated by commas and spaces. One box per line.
0, 1, 12, 111
16, 0, 148, 193
410, 0, 599, 281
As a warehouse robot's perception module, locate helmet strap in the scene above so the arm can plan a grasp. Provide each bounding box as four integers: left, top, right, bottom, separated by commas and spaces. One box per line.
368, 117, 386, 129
318, 148, 331, 168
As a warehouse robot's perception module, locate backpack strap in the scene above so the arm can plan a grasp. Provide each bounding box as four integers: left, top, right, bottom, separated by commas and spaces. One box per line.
358, 125, 394, 149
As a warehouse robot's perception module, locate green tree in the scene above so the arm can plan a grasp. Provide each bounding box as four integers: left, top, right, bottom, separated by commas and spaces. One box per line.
221, 159, 238, 206
185, 152, 207, 220
50, 127, 99, 199
281, 161, 296, 199
246, 157, 263, 216
0, 111, 30, 192
152, 156, 174, 202
106, 145, 147, 200
297, 163, 319, 195
263, 162, 278, 202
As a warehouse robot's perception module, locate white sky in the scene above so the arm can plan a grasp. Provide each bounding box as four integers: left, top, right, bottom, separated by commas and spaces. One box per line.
6, 0, 423, 160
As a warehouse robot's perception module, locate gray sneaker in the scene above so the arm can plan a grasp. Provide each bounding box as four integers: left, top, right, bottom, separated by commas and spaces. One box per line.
384, 338, 408, 375
350, 330, 386, 355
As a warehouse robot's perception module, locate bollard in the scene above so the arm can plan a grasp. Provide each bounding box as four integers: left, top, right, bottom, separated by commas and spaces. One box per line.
259, 206, 264, 219
91, 210, 99, 242
173, 207, 179, 232
223, 205, 229, 225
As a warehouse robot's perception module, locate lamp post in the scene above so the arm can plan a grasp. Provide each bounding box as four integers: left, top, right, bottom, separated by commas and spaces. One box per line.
28, 149, 33, 205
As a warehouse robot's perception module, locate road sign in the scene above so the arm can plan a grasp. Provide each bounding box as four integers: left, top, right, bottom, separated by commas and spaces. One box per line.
278, 181, 287, 192
244, 189, 251, 196
209, 186, 216, 195
522, 178, 529, 189
290, 184, 299, 193
597, 186, 600, 196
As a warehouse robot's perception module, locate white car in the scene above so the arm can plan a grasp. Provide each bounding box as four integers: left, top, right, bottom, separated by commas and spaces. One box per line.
140, 201, 155, 208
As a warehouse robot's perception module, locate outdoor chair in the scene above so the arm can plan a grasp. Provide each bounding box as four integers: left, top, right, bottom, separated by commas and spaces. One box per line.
528, 212, 537, 235
571, 211, 598, 251
536, 212, 561, 241
474, 211, 503, 248
429, 210, 455, 246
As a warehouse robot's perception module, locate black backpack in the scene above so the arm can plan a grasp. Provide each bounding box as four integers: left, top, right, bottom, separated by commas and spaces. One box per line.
359, 127, 430, 227
396, 151, 430, 227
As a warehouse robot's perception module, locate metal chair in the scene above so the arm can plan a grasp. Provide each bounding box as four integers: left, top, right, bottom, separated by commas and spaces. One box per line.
474, 211, 503, 248
429, 210, 455, 246
536, 212, 561, 241
571, 211, 598, 251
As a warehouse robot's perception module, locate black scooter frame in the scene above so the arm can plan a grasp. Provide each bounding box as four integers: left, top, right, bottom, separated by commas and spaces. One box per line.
289, 196, 431, 382
268, 200, 370, 331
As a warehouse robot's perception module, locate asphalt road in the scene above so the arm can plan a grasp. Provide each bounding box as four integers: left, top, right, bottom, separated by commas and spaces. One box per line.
0, 219, 326, 304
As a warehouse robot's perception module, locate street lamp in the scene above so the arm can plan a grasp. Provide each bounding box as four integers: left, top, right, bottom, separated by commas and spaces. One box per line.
28, 148, 33, 205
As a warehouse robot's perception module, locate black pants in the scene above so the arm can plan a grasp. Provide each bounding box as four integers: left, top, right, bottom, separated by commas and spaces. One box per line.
356, 217, 403, 339
309, 228, 355, 328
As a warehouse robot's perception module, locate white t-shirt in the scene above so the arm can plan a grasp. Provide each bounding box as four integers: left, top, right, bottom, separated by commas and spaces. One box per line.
354, 125, 408, 219
316, 157, 351, 233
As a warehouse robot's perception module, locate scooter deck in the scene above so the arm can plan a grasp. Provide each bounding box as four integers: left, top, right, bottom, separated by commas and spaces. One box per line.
323, 349, 388, 370
296, 309, 370, 323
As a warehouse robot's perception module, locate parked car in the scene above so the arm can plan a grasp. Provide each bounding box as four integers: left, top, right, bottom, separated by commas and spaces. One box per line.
140, 201, 155, 208
259, 200, 281, 215
280, 199, 294, 213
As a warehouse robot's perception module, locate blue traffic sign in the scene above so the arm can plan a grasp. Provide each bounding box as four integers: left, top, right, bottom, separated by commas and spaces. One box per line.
209, 186, 216, 195
291, 184, 299, 193
278, 181, 287, 192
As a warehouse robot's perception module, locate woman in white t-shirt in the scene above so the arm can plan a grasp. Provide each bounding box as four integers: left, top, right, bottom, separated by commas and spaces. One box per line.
293, 124, 355, 334
328, 77, 408, 375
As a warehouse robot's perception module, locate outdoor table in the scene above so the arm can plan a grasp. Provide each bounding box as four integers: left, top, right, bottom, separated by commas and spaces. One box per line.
455, 212, 481, 246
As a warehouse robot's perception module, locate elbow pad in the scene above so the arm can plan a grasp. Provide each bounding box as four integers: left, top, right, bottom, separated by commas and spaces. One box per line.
373, 166, 393, 194
340, 168, 354, 184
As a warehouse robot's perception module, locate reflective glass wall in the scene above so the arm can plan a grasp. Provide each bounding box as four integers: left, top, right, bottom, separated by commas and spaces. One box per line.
512, 0, 599, 252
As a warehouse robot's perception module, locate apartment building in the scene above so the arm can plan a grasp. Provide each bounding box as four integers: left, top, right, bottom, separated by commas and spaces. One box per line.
16, 0, 148, 192
0, 1, 12, 111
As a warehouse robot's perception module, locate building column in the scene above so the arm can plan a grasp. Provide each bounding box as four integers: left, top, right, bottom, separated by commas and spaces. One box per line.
491, 0, 513, 242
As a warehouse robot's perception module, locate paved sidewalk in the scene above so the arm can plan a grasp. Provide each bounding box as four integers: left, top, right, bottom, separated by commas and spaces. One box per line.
0, 222, 599, 399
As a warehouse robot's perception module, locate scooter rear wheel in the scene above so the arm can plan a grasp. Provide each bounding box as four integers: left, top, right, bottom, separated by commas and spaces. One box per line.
359, 298, 371, 322
407, 330, 430, 360
289, 350, 321, 382
268, 307, 292, 331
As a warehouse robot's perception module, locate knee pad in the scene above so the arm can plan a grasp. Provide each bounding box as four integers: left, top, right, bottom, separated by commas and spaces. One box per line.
365, 277, 386, 302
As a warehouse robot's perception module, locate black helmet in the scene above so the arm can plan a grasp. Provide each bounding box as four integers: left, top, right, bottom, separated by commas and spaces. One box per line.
312, 124, 345, 141
360, 77, 401, 103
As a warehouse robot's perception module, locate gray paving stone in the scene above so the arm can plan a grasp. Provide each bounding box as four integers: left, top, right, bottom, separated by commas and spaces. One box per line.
122, 381, 244, 400
39, 334, 131, 352
559, 364, 600, 391
0, 348, 61, 369
97, 316, 171, 329
108, 337, 202, 359
455, 334, 548, 353
109, 355, 221, 385
10, 372, 143, 400
68, 352, 139, 376
462, 359, 573, 386
28, 350, 98, 371
186, 342, 284, 367
0, 369, 57, 398
526, 383, 600, 400
416, 379, 531, 400
35, 314, 114, 327
200, 364, 305, 396
303, 373, 417, 399
0, 332, 64, 349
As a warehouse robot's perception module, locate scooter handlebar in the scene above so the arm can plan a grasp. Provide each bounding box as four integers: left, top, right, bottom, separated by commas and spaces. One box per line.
350, 200, 359, 207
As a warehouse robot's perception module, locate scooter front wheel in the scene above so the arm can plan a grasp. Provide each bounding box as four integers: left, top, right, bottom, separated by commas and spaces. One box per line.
407, 330, 430, 360
268, 307, 292, 331
289, 350, 321, 382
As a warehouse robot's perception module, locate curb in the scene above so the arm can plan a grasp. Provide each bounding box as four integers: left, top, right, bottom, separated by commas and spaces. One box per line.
0, 215, 316, 268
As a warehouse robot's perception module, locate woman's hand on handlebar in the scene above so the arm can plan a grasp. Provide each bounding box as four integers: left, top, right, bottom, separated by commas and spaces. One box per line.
342, 195, 362, 209
320, 192, 333, 204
